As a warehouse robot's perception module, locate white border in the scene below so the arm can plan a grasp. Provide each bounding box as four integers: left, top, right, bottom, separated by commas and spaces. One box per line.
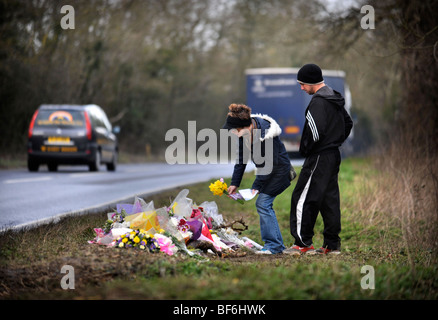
245, 68, 345, 78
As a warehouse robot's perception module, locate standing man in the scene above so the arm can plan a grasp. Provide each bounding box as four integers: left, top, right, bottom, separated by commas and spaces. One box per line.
284, 64, 353, 256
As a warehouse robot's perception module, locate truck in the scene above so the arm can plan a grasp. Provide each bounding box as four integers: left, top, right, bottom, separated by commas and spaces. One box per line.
245, 68, 353, 157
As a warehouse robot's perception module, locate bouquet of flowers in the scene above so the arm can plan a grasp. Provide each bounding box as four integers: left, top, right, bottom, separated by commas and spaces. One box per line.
209, 178, 244, 204
103, 209, 128, 233
115, 229, 160, 252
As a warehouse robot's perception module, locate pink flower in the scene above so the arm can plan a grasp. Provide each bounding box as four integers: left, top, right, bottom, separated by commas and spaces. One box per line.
156, 235, 176, 256
94, 228, 104, 238
191, 209, 201, 219
244, 240, 254, 248
160, 242, 175, 256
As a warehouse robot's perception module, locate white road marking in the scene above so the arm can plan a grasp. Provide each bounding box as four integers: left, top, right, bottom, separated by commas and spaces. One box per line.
69, 172, 105, 178
3, 176, 53, 184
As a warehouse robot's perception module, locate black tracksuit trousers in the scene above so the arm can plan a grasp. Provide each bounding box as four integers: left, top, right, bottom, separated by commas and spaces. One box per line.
290, 149, 341, 250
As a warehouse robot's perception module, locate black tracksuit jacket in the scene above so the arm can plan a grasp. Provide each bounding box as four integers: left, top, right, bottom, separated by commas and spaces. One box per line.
299, 85, 353, 157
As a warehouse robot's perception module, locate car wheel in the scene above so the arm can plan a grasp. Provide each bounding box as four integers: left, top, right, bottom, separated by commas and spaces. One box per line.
106, 152, 117, 171
28, 159, 39, 172
89, 150, 101, 172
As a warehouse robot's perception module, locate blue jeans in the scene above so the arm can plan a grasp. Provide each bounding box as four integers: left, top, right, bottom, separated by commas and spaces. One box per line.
255, 193, 286, 254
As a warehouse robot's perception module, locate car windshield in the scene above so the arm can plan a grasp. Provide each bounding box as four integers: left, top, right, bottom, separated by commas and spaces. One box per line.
35, 109, 85, 128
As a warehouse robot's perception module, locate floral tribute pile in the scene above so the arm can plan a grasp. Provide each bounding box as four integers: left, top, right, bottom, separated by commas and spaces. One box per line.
89, 189, 263, 257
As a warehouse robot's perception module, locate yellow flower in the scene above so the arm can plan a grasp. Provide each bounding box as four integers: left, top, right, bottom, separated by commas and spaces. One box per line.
133, 236, 140, 244
121, 234, 126, 238
159, 229, 165, 234
140, 245, 145, 250
119, 242, 124, 248
209, 179, 227, 196
122, 238, 128, 243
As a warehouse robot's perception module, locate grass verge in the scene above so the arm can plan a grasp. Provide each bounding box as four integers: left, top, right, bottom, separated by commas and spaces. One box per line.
0, 158, 436, 300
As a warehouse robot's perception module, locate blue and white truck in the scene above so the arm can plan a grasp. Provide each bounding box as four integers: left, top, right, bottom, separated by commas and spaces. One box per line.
245, 68, 353, 157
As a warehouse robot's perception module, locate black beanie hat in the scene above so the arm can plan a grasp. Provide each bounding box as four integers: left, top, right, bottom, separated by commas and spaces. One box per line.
222, 115, 252, 130
297, 64, 324, 85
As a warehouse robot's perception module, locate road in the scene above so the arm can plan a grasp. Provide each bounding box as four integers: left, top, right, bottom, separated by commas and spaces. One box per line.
0, 162, 245, 231
0, 160, 303, 231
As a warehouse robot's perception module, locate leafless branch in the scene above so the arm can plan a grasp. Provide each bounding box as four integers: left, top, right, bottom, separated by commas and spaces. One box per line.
216, 217, 248, 233
109, 108, 128, 124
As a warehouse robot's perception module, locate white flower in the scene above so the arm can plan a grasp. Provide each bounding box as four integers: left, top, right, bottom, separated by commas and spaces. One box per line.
170, 217, 179, 227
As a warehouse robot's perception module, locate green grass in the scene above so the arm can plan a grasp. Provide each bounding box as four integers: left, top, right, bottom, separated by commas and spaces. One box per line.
0, 158, 436, 300
72, 259, 435, 300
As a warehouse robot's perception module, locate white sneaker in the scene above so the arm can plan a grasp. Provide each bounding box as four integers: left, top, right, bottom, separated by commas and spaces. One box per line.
255, 249, 273, 255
